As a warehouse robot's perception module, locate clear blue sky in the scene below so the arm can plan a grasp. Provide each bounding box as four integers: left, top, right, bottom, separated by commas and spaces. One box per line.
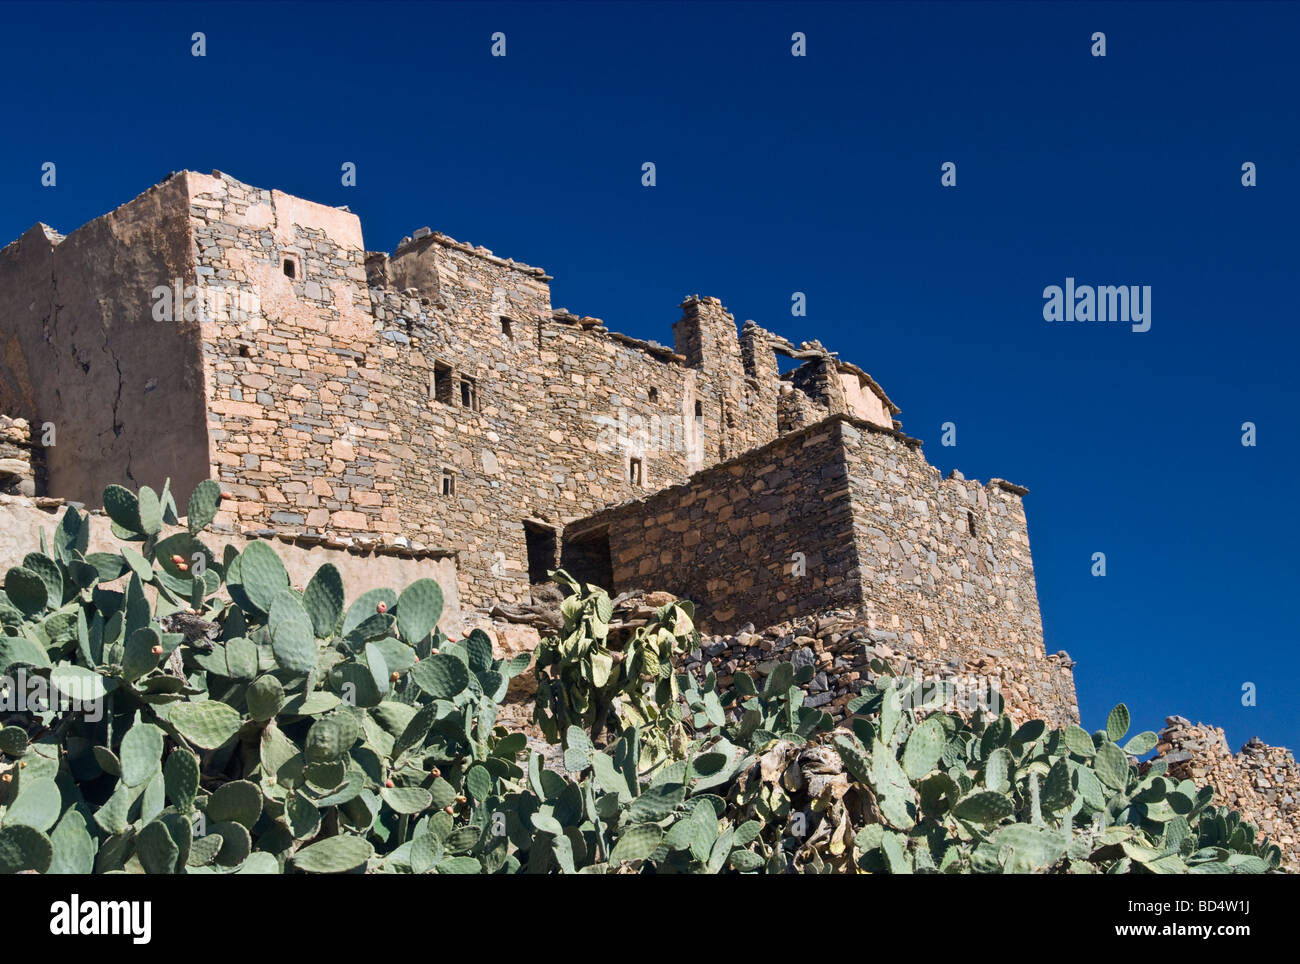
2, 2, 1296, 751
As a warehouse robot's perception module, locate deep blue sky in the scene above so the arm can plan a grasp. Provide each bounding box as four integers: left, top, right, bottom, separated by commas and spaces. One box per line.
2, 2, 1296, 751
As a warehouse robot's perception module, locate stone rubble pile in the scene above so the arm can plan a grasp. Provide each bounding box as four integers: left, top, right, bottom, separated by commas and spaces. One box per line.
490, 596, 1077, 735
686, 606, 1079, 729
1153, 716, 1299, 871
0, 415, 35, 496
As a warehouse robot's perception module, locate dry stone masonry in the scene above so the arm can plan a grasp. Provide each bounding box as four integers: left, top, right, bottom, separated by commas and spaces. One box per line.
1152, 718, 1300, 871
687, 604, 1080, 729
0, 414, 36, 496
0, 171, 904, 618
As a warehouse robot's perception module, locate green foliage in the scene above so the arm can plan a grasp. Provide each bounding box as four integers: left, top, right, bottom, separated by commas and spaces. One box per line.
0, 480, 1282, 874
532, 569, 698, 765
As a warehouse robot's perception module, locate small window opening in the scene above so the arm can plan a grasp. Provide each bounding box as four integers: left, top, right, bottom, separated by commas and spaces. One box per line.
776, 353, 802, 376
432, 362, 454, 404
283, 256, 297, 279
694, 400, 703, 419
442, 469, 456, 497
648, 387, 659, 403
459, 375, 478, 411
500, 316, 513, 339
628, 457, 643, 486
967, 511, 977, 536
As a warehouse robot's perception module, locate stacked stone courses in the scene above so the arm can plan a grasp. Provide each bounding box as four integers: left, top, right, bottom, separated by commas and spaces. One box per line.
0, 414, 37, 495
1, 168, 1055, 702
572, 414, 1045, 671
7, 171, 1300, 867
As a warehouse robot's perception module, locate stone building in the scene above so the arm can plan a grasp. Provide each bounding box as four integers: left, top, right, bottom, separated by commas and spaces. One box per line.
0, 170, 1072, 721
8, 171, 1300, 865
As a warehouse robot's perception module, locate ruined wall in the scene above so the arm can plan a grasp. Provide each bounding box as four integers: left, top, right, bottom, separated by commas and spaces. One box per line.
367, 277, 710, 607
0, 171, 887, 619
674, 297, 779, 464
0, 415, 36, 495
570, 414, 1055, 706
776, 382, 827, 433
686, 607, 1078, 730
841, 425, 1046, 672
1152, 717, 1300, 871
186, 173, 789, 610
574, 417, 868, 632
0, 177, 210, 506
787, 355, 848, 417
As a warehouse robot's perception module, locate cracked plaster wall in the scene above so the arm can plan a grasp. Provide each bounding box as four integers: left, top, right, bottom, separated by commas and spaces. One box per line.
0, 175, 210, 506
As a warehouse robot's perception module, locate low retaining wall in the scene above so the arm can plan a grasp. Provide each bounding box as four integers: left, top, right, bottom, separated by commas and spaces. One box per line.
0, 494, 461, 623
687, 603, 1079, 730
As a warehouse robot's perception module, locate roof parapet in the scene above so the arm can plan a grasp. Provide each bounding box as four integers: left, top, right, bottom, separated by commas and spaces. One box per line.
393, 229, 551, 280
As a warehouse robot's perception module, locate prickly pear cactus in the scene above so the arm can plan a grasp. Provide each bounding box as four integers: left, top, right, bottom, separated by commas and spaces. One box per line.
0, 481, 1280, 874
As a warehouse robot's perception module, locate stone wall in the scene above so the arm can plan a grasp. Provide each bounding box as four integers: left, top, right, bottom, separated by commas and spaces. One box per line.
0, 415, 36, 496
673, 296, 780, 465
1, 172, 919, 619
1151, 717, 1300, 871
841, 425, 1045, 675
685, 604, 1079, 728
185, 171, 380, 537
572, 416, 865, 631
179, 172, 795, 610
1, 171, 1047, 642
365, 256, 716, 608
568, 414, 1049, 675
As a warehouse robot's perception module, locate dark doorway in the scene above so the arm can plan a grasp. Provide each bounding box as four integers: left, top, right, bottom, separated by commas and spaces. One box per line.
523, 522, 558, 586
561, 527, 614, 592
